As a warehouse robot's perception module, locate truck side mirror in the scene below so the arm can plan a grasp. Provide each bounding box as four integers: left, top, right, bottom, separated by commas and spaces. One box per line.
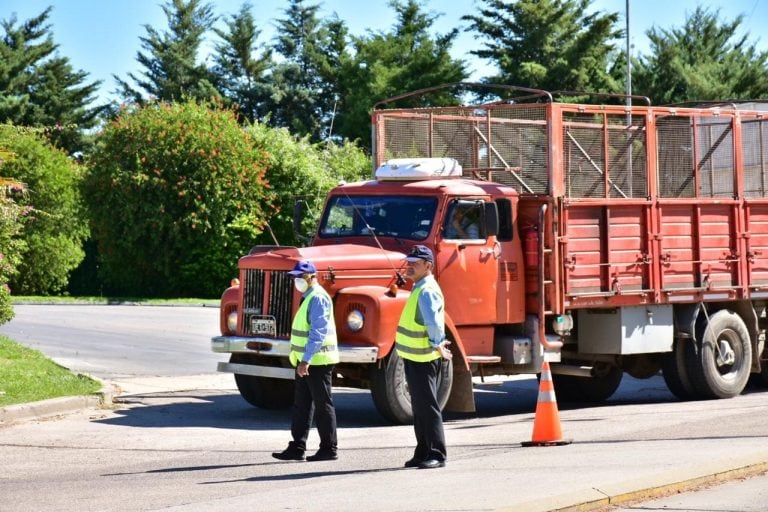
484, 202, 499, 237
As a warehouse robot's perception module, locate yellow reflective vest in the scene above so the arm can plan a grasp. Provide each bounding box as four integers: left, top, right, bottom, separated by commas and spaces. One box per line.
289, 286, 339, 366
395, 279, 443, 362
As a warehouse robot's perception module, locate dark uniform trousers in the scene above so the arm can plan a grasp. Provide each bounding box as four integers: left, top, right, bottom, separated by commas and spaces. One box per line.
289, 364, 337, 453
404, 358, 446, 462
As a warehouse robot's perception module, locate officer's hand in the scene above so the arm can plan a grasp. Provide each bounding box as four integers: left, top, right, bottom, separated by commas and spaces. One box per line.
438, 340, 453, 361
297, 361, 310, 377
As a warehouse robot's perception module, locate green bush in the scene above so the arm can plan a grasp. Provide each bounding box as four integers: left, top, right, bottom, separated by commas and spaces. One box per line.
83, 100, 273, 297
245, 122, 371, 246
0, 125, 86, 296
0, 187, 23, 324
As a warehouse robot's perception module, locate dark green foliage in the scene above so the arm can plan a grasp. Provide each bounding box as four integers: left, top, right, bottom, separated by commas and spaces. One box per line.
632, 7, 768, 105
83, 100, 273, 297
211, 2, 273, 123
0, 7, 102, 155
115, 0, 219, 103
334, 0, 468, 148
0, 125, 87, 296
463, 0, 622, 95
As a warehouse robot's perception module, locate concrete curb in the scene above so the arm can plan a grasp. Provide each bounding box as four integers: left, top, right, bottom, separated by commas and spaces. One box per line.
505, 456, 768, 512
0, 387, 114, 425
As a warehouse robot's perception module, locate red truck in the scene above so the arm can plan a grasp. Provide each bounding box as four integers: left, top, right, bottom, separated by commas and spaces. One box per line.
212, 84, 768, 423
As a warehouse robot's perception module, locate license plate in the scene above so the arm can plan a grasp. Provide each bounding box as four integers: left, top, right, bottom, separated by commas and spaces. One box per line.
251, 317, 276, 336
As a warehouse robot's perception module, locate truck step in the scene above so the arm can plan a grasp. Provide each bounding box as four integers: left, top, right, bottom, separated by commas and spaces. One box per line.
466, 355, 502, 364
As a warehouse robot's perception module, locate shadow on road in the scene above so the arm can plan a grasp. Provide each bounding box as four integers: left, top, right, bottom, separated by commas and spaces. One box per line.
95, 388, 391, 430
93, 374, 686, 431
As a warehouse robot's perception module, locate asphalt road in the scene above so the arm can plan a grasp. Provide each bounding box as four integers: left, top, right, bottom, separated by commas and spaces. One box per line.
2, 304, 768, 511
0, 304, 227, 379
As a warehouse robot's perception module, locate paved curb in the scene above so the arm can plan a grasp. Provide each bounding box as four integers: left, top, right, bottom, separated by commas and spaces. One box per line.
0, 387, 114, 425
506, 456, 768, 512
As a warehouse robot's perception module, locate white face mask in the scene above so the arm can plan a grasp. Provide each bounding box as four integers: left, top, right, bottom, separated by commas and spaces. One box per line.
294, 277, 310, 293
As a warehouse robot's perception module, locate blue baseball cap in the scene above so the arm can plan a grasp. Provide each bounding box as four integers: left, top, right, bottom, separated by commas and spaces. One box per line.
288, 260, 317, 275
405, 245, 434, 263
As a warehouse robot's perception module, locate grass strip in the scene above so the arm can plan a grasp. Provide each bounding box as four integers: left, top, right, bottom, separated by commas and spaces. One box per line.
0, 335, 101, 407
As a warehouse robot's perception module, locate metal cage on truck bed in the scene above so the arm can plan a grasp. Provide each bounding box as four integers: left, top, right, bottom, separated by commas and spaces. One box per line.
372, 97, 768, 312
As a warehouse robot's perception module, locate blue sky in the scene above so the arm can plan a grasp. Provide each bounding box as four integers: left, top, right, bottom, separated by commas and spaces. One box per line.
2, 0, 767, 103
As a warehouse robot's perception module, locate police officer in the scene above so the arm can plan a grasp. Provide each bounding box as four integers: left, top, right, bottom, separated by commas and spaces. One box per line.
272, 260, 340, 462
397, 245, 452, 469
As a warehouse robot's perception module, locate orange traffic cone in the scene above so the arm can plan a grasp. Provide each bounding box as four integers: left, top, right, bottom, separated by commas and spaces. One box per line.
521, 360, 572, 447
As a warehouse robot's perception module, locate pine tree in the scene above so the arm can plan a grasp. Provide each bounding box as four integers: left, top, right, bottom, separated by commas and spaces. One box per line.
463, 0, 622, 95
262, 0, 350, 141
114, 0, 219, 103
334, 0, 468, 147
0, 7, 101, 154
211, 2, 273, 124
633, 7, 768, 105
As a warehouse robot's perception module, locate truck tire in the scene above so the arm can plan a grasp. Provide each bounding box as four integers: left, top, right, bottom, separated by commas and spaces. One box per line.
661, 338, 696, 400
686, 310, 752, 399
231, 354, 294, 410
370, 350, 453, 424
552, 364, 622, 403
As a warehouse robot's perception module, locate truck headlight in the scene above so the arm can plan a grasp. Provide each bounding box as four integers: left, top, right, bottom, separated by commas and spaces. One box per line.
227, 310, 238, 333
346, 309, 364, 332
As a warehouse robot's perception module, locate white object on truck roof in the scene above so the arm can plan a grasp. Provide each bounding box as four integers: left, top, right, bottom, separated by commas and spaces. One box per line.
375, 158, 462, 180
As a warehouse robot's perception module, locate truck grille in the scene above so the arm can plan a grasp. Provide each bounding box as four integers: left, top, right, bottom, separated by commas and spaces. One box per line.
242, 269, 294, 338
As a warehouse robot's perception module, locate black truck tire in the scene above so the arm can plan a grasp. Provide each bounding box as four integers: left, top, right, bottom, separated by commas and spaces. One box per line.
661, 338, 697, 400
231, 354, 294, 409
370, 349, 453, 424
686, 310, 752, 399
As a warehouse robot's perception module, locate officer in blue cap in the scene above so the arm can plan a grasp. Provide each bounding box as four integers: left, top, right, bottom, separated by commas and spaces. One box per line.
272, 260, 340, 462
396, 245, 452, 469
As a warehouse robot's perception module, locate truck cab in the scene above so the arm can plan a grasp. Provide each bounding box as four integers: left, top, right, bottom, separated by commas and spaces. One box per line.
212, 157, 536, 423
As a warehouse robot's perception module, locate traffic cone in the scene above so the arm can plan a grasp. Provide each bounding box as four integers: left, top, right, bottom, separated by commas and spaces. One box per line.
521, 360, 572, 447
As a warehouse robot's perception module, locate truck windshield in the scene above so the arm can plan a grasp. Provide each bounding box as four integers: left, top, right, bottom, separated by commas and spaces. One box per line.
318, 195, 438, 241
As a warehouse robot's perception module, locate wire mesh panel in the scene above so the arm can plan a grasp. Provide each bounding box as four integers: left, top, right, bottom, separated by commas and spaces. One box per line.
562, 112, 648, 199
656, 116, 695, 198
375, 104, 549, 193
656, 114, 735, 198
697, 118, 734, 198
742, 119, 768, 198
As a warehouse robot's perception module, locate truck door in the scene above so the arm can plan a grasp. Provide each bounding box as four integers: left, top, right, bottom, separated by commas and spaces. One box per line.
436, 200, 498, 326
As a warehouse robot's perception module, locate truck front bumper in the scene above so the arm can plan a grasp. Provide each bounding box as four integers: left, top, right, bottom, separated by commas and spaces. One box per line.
212, 336, 379, 379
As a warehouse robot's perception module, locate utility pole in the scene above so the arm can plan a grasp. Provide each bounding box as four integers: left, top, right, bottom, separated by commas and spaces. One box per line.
626, 0, 631, 107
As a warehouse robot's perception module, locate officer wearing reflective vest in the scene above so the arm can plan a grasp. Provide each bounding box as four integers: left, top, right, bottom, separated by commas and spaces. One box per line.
396, 245, 453, 469
272, 260, 340, 463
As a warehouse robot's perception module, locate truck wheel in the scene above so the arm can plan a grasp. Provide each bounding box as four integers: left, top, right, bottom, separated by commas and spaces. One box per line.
686, 310, 752, 399
661, 339, 696, 400
231, 354, 294, 410
552, 364, 622, 403
370, 350, 453, 424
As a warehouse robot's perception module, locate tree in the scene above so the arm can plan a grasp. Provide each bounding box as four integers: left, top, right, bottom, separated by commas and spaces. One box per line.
334, 0, 468, 147
0, 125, 88, 296
115, 0, 219, 103
262, 0, 351, 141
211, 2, 273, 124
632, 7, 768, 105
463, 0, 622, 94
245, 122, 371, 246
0, 158, 26, 324
83, 100, 273, 297
0, 8, 102, 155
